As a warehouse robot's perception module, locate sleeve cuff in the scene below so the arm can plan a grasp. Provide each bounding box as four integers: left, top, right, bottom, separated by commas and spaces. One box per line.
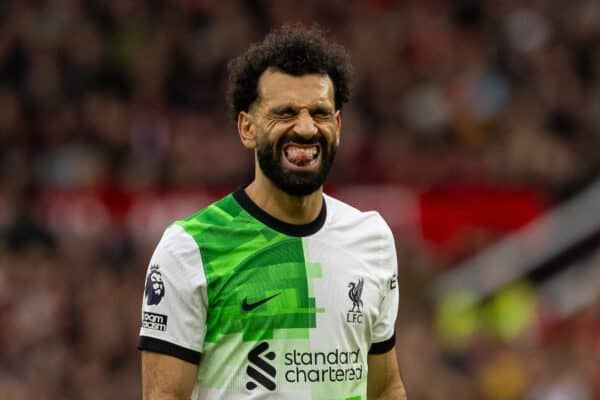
138, 336, 202, 365
369, 333, 396, 354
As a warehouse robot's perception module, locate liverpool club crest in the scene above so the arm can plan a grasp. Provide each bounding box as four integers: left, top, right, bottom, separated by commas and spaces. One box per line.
346, 278, 364, 324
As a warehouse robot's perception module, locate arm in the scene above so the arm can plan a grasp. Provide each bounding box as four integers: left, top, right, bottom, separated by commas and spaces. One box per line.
142, 351, 198, 400
138, 225, 208, 399
367, 346, 407, 400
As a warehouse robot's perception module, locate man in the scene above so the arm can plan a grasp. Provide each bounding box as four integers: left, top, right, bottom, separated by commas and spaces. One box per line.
139, 24, 407, 399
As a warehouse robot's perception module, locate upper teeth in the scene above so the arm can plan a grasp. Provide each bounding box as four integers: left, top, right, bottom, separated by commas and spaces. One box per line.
286, 146, 318, 158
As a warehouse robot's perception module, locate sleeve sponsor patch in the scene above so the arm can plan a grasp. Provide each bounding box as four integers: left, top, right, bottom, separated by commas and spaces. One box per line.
142, 311, 168, 332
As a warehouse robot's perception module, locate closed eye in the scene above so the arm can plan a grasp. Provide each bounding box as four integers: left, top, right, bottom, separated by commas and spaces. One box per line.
270, 106, 298, 119
311, 108, 334, 119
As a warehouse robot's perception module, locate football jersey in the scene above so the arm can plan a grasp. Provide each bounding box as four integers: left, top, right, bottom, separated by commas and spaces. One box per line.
138, 187, 399, 399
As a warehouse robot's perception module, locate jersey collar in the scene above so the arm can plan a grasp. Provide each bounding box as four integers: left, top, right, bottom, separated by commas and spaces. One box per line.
233, 186, 327, 237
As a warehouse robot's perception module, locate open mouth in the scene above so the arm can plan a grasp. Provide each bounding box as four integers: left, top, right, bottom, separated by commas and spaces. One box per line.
282, 143, 321, 170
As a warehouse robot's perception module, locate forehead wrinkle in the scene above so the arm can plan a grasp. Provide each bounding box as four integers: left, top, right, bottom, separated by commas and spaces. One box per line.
256, 71, 334, 112
270, 100, 333, 112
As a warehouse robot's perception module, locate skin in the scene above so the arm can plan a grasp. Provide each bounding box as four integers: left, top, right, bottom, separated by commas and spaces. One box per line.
238, 68, 341, 225
367, 347, 407, 400
141, 68, 407, 399
142, 352, 197, 400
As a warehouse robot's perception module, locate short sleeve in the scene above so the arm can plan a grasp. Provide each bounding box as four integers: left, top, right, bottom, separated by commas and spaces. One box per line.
369, 221, 399, 354
138, 224, 208, 364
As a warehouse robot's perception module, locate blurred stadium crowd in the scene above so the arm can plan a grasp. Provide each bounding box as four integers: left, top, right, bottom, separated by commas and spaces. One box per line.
0, 0, 599, 399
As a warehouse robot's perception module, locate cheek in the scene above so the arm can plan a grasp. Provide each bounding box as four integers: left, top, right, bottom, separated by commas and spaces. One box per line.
318, 123, 338, 140
256, 129, 282, 150
259, 116, 286, 136
263, 119, 278, 131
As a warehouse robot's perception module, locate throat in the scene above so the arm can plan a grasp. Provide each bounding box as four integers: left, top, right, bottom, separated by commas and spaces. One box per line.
244, 179, 323, 225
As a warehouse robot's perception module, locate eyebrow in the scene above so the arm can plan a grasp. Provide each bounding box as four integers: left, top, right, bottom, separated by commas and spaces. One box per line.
270, 105, 298, 115
269, 104, 334, 115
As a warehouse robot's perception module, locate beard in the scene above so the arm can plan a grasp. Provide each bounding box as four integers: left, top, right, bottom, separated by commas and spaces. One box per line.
256, 132, 337, 197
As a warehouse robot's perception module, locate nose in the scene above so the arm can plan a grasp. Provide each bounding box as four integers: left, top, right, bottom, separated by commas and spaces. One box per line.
292, 109, 318, 138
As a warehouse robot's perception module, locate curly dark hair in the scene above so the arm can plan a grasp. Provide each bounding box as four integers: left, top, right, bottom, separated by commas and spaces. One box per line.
226, 24, 354, 123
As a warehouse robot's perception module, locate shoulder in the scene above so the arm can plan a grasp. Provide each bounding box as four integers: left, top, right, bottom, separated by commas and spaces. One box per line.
156, 223, 196, 257
323, 193, 394, 241
155, 193, 238, 262
321, 194, 397, 278
322, 194, 396, 269
175, 193, 241, 231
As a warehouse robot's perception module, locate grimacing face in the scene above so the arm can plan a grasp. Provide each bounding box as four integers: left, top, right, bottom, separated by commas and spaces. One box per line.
250, 70, 341, 196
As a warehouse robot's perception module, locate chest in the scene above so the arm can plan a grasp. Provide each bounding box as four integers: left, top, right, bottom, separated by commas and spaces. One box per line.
202, 237, 384, 344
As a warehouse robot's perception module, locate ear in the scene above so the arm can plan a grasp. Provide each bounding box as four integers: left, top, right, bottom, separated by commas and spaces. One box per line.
238, 111, 256, 149
334, 110, 342, 146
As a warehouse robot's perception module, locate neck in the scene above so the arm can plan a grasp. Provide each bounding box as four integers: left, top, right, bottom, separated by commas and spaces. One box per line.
245, 169, 323, 225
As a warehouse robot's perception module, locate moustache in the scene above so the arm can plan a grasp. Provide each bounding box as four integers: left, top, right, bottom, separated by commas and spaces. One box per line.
277, 133, 327, 148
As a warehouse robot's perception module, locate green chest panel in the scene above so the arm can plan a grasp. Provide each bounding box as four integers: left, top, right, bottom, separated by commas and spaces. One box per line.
176, 195, 321, 343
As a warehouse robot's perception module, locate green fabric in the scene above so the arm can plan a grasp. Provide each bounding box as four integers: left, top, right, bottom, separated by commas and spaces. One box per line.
176, 194, 319, 343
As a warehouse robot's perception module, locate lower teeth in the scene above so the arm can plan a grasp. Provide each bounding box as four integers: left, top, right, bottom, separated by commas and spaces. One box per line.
286, 155, 313, 166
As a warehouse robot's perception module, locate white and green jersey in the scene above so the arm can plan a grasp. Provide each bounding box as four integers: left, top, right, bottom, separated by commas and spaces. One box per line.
138, 188, 399, 400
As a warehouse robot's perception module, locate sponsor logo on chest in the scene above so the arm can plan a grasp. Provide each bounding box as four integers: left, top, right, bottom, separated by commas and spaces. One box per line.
244, 342, 364, 393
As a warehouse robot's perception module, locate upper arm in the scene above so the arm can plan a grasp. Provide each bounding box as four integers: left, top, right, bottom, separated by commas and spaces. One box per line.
371, 218, 399, 347
138, 224, 207, 354
367, 347, 407, 400
368, 218, 405, 399
138, 224, 208, 398
142, 351, 198, 400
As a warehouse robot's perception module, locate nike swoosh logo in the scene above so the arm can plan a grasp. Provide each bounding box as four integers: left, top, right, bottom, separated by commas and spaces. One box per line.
242, 293, 281, 312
